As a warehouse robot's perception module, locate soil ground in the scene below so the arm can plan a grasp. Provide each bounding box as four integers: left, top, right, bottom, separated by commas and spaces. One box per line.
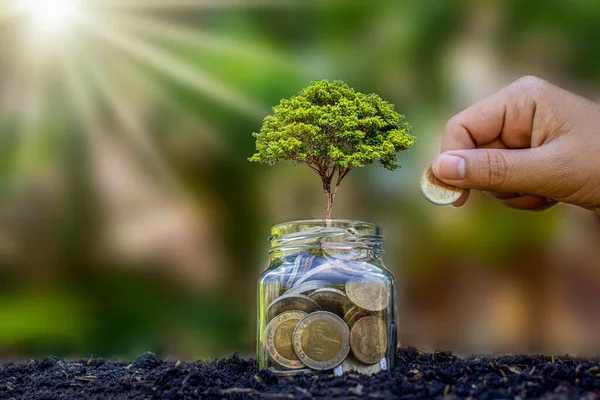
0, 348, 599, 399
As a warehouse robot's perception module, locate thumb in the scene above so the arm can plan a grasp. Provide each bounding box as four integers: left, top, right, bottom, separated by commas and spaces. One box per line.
432, 147, 558, 194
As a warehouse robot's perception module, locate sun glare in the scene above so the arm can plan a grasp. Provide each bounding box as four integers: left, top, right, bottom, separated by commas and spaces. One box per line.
11, 0, 80, 32
0, 0, 277, 162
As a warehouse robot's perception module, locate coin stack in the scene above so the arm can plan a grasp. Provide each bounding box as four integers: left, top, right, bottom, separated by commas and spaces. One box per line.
264, 255, 391, 376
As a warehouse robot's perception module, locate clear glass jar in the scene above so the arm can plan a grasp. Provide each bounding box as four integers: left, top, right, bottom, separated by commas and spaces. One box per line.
257, 219, 397, 376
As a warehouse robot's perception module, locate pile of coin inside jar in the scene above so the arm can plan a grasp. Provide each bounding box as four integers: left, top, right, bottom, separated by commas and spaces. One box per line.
263, 253, 391, 376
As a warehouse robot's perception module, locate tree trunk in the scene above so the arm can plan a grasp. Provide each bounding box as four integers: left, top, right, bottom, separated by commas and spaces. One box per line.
322, 176, 339, 224
325, 191, 334, 221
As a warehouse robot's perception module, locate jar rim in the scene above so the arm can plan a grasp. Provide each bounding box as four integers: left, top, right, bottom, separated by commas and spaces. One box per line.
270, 219, 381, 236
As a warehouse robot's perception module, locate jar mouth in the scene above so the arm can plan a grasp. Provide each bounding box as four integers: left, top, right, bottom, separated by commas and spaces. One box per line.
269, 219, 383, 256
270, 219, 381, 236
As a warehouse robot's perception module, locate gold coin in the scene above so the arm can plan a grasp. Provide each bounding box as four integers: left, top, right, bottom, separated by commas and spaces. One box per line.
343, 306, 376, 328
265, 310, 307, 369
420, 163, 464, 205
266, 294, 320, 321
308, 288, 347, 316
292, 311, 350, 370
350, 316, 388, 364
345, 279, 389, 312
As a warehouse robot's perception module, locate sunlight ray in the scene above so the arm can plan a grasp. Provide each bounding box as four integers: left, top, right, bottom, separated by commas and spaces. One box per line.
103, 11, 296, 69
83, 38, 174, 109
59, 47, 102, 137
11, 38, 55, 176
94, 43, 231, 159
0, 21, 45, 123
80, 50, 189, 197
76, 16, 266, 118
86, 38, 226, 148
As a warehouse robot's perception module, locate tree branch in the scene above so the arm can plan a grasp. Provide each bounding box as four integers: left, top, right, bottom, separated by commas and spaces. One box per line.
300, 161, 321, 174
313, 157, 327, 177
335, 166, 352, 188
327, 164, 338, 183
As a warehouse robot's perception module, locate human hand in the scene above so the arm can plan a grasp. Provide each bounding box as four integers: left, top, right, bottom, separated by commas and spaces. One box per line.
433, 75, 600, 211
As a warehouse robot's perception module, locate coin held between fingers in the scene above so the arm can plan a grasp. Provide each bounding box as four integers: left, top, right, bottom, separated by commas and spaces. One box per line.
420, 163, 464, 205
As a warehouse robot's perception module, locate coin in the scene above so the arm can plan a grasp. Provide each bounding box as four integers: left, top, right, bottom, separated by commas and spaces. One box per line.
292, 311, 350, 370
350, 316, 388, 364
309, 288, 348, 316
265, 311, 307, 369
420, 163, 464, 205
266, 294, 320, 321
343, 306, 375, 328
284, 280, 329, 296
346, 279, 389, 311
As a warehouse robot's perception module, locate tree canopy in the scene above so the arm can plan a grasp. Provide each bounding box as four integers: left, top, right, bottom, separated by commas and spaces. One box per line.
250, 80, 415, 219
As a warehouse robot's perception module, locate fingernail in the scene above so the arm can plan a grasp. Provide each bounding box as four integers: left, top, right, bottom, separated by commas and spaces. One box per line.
433, 154, 466, 180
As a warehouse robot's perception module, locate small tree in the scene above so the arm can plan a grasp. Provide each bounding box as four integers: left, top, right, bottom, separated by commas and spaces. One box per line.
250, 80, 414, 220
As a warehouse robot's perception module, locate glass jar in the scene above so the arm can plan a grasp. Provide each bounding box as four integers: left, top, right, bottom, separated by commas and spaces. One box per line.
257, 219, 397, 376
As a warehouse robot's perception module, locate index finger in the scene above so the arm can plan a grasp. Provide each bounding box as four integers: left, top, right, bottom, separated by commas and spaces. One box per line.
441, 76, 540, 153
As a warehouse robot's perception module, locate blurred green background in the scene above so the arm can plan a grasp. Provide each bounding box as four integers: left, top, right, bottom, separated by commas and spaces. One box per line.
0, 0, 599, 360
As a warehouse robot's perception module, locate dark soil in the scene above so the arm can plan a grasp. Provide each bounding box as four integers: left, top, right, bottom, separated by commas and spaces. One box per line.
1, 348, 599, 399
